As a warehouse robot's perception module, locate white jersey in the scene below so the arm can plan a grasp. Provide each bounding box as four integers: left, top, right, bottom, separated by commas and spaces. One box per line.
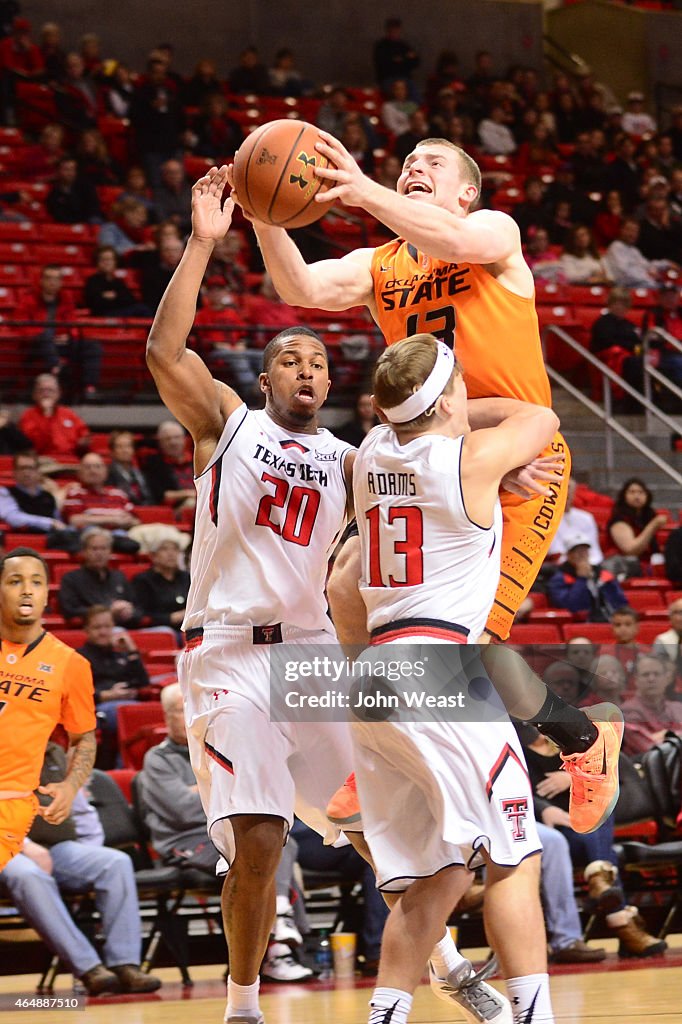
184, 405, 352, 632
354, 425, 502, 642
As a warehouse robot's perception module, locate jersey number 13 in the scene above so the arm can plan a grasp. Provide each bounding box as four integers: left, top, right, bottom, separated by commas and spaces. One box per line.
365, 505, 424, 587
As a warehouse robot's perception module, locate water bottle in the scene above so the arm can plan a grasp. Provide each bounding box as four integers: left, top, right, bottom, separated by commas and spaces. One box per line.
314, 930, 334, 980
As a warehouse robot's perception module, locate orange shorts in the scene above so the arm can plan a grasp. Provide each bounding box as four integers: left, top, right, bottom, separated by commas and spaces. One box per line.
486, 432, 571, 641
0, 793, 39, 871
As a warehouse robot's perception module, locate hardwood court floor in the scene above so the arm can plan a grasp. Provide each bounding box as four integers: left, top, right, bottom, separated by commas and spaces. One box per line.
1, 948, 682, 1024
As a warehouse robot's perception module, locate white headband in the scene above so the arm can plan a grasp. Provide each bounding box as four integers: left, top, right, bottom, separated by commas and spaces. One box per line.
383, 341, 455, 423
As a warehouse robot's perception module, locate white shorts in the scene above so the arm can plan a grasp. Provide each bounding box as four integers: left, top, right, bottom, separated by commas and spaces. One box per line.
177, 626, 354, 864
352, 717, 541, 892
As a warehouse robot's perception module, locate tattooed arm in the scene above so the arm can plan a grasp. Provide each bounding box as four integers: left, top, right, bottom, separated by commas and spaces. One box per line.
37, 731, 97, 825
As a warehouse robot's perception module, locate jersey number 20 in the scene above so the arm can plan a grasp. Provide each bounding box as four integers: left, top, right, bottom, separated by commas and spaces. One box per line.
366, 505, 424, 587
255, 472, 320, 546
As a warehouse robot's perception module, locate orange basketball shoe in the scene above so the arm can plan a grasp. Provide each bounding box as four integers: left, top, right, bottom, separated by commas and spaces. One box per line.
560, 703, 624, 834
326, 772, 361, 826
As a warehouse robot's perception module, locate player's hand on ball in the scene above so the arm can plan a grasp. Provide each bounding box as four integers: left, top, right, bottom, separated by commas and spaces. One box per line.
191, 164, 235, 243
314, 130, 374, 208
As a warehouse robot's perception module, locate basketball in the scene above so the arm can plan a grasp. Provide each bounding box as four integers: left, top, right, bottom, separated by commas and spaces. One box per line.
232, 119, 333, 229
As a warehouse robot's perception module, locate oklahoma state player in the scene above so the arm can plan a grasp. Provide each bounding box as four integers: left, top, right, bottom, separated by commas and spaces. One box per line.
0, 547, 96, 869
235, 135, 623, 840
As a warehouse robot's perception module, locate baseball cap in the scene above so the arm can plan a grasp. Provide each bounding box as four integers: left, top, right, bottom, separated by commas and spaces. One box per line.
566, 532, 592, 552
627, 90, 644, 102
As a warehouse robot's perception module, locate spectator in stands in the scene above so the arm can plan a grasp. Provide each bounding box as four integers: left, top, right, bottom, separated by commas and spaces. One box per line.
140, 685, 313, 981
564, 637, 599, 693
55, 51, 101, 130
104, 60, 135, 119
106, 430, 153, 506
84, 246, 148, 318
560, 224, 611, 285
543, 660, 586, 706
191, 93, 243, 161
340, 113, 375, 177
466, 48, 495, 100
606, 607, 641, 683
375, 153, 402, 191
589, 288, 644, 401
555, 91, 580, 145
513, 177, 551, 244
77, 604, 149, 743
59, 526, 142, 625
62, 453, 140, 535
140, 235, 184, 313
143, 420, 195, 510
75, 128, 121, 186
569, 131, 609, 194
240, 272, 296, 340
652, 598, 682, 674
228, 45, 269, 95
622, 91, 657, 139
0, 450, 80, 549
317, 86, 351, 139
593, 189, 625, 248
18, 374, 90, 459
518, 721, 666, 958
98, 197, 151, 257
604, 217, 661, 288
424, 50, 463, 107
548, 478, 603, 566
394, 107, 430, 163
607, 135, 641, 211
0, 743, 161, 995
549, 198, 574, 250
267, 48, 312, 98
478, 104, 516, 156
131, 536, 190, 631
24, 122, 66, 183
78, 33, 103, 81
119, 164, 158, 222
194, 277, 260, 395
39, 22, 66, 84
46, 155, 102, 224
518, 123, 560, 176
583, 653, 628, 707
547, 533, 627, 621
525, 226, 565, 282
622, 652, 682, 755
545, 161, 595, 230
182, 57, 222, 108
427, 86, 461, 137
606, 476, 668, 573
152, 158, 192, 236
373, 16, 419, 94
130, 54, 184, 187
380, 78, 417, 137
0, 16, 44, 124
637, 195, 682, 264
337, 392, 378, 448
0, 404, 30, 454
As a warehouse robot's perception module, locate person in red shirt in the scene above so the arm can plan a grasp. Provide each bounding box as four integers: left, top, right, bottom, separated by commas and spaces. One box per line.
194, 276, 261, 396
0, 17, 45, 125
622, 652, 682, 756
62, 453, 140, 533
14, 265, 102, 397
241, 272, 298, 346
19, 374, 90, 460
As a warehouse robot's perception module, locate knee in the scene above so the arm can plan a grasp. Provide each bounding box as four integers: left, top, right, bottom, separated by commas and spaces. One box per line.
3, 858, 56, 902
232, 819, 285, 882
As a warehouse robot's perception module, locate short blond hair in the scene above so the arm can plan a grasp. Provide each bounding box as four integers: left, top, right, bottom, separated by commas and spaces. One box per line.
373, 334, 462, 431
416, 138, 481, 200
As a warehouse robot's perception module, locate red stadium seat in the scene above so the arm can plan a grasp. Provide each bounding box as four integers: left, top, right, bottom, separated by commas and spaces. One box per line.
134, 505, 176, 525
624, 590, 665, 611
106, 768, 136, 804
508, 623, 563, 644
562, 622, 613, 643
53, 629, 87, 648
116, 702, 167, 770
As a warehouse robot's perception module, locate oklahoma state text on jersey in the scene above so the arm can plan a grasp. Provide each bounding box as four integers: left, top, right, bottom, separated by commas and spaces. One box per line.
370, 239, 551, 407
0, 632, 95, 792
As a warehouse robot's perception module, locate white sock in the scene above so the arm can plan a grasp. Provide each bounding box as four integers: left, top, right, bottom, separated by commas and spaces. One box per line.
429, 929, 470, 977
368, 987, 412, 1024
226, 976, 260, 1019
506, 974, 554, 1024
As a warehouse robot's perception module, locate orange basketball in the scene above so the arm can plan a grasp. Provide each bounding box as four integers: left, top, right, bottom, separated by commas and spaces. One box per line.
232, 119, 332, 229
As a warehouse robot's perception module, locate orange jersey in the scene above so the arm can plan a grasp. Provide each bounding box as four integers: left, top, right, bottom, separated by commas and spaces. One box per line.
0, 632, 95, 792
370, 239, 551, 406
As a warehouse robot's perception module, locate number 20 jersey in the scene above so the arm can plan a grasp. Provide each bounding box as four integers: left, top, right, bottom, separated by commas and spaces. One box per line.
354, 425, 502, 641
370, 239, 551, 406
183, 405, 353, 633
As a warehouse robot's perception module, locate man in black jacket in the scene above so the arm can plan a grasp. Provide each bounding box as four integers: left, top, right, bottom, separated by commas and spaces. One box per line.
131, 536, 189, 632
58, 527, 142, 625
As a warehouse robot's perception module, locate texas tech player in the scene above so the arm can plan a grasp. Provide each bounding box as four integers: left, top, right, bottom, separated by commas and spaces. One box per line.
146, 165, 355, 1024
350, 334, 558, 1024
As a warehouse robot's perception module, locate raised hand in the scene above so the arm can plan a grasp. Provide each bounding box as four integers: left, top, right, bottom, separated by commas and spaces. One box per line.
313, 130, 375, 208
501, 454, 566, 500
191, 164, 235, 243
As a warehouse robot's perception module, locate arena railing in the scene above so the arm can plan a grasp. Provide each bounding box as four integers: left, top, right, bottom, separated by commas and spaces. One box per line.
542, 323, 682, 489
642, 326, 682, 435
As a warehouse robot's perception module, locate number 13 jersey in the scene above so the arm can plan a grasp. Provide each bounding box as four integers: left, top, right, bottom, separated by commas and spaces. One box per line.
370, 239, 551, 406
354, 425, 502, 641
184, 405, 353, 633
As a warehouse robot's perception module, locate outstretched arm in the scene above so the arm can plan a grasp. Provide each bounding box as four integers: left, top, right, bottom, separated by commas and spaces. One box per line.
146, 165, 242, 454
227, 163, 374, 312
313, 132, 520, 265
